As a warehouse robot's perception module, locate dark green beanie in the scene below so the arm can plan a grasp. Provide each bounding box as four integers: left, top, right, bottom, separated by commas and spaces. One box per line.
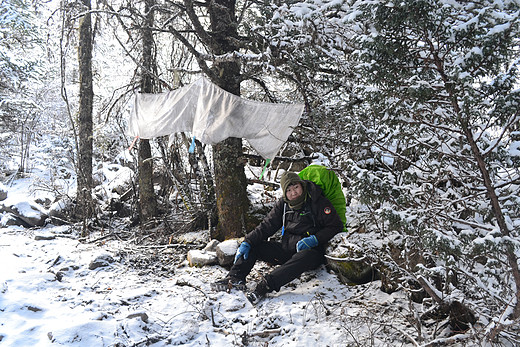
280, 172, 302, 197
280, 171, 307, 209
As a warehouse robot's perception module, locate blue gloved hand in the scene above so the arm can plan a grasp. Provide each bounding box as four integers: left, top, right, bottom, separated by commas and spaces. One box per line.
296, 235, 318, 252
234, 241, 251, 264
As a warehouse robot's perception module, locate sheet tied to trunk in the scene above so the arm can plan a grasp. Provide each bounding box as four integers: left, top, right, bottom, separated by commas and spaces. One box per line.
127, 77, 304, 159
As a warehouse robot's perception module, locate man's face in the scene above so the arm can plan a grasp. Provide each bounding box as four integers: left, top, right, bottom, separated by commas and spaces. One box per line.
286, 182, 303, 201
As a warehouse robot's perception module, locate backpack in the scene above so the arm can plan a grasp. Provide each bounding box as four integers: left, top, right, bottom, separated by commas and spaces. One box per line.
298, 164, 347, 232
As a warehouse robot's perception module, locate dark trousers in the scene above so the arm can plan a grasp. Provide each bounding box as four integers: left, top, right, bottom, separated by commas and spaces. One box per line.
228, 241, 325, 291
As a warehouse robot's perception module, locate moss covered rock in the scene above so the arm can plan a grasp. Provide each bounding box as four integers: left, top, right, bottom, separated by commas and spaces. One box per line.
326, 233, 379, 285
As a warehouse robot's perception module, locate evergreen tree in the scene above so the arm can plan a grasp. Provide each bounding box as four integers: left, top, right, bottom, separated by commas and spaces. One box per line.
343, 0, 520, 337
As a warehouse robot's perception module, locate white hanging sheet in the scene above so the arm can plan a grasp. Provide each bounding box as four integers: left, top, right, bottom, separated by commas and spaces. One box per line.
127, 76, 304, 159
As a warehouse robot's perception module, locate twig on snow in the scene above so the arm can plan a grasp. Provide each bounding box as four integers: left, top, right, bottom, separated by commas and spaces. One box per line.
249, 328, 282, 337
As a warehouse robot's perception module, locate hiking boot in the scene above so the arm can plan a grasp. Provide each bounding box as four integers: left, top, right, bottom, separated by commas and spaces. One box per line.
246, 278, 269, 305
211, 277, 246, 292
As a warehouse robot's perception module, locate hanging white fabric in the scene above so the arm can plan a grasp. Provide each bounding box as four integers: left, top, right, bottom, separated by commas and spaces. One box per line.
126, 76, 304, 159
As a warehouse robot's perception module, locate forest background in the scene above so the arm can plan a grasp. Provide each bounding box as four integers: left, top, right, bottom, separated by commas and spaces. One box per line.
1, 0, 520, 345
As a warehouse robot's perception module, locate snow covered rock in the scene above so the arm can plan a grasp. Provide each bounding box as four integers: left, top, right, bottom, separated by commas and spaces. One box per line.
215, 239, 240, 266
0, 183, 7, 201
186, 239, 239, 267
204, 239, 219, 252
89, 254, 115, 270
0, 213, 28, 227
0, 199, 48, 227
93, 164, 134, 196
187, 249, 218, 267
126, 312, 149, 323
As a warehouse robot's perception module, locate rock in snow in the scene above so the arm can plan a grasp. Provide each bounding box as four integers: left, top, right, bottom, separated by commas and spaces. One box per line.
89, 253, 115, 270
0, 199, 48, 227
189, 239, 240, 267
203, 239, 220, 252
187, 249, 218, 267
0, 183, 7, 201
215, 239, 240, 266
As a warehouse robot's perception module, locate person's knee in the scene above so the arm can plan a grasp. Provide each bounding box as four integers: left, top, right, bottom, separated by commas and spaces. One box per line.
294, 249, 324, 265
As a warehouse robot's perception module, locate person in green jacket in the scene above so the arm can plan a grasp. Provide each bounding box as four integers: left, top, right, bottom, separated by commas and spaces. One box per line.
213, 171, 344, 304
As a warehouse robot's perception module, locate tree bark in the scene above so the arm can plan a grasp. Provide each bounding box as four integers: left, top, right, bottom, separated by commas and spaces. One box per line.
137, 0, 158, 225
213, 137, 250, 240
77, 0, 94, 233
207, 0, 251, 240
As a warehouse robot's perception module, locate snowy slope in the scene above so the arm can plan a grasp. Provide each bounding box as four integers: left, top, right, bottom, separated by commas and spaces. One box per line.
0, 224, 417, 346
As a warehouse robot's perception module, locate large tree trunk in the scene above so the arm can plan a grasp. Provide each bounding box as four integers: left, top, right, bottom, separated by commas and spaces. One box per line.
208, 1, 251, 240
77, 0, 94, 234
137, 0, 158, 225
213, 137, 250, 240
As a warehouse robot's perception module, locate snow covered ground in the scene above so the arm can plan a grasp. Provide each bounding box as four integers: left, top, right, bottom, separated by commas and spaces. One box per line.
0, 136, 418, 346
0, 223, 418, 346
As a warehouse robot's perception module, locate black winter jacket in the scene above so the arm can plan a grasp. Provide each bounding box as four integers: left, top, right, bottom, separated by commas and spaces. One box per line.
244, 181, 343, 253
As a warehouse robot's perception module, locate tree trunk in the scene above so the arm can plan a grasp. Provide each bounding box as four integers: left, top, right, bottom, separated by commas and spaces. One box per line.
449, 83, 520, 323
213, 137, 250, 240
137, 0, 158, 224
207, 0, 251, 240
461, 120, 520, 322
195, 139, 217, 228
77, 0, 94, 234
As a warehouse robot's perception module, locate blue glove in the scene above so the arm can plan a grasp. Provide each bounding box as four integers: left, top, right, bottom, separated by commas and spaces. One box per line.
234, 242, 251, 263
296, 235, 318, 252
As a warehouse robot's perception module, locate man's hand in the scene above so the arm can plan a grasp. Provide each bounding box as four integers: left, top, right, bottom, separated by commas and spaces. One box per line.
234, 242, 251, 263
296, 235, 318, 252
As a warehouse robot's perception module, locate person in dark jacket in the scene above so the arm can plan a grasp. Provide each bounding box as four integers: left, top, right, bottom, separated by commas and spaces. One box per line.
213, 171, 344, 304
